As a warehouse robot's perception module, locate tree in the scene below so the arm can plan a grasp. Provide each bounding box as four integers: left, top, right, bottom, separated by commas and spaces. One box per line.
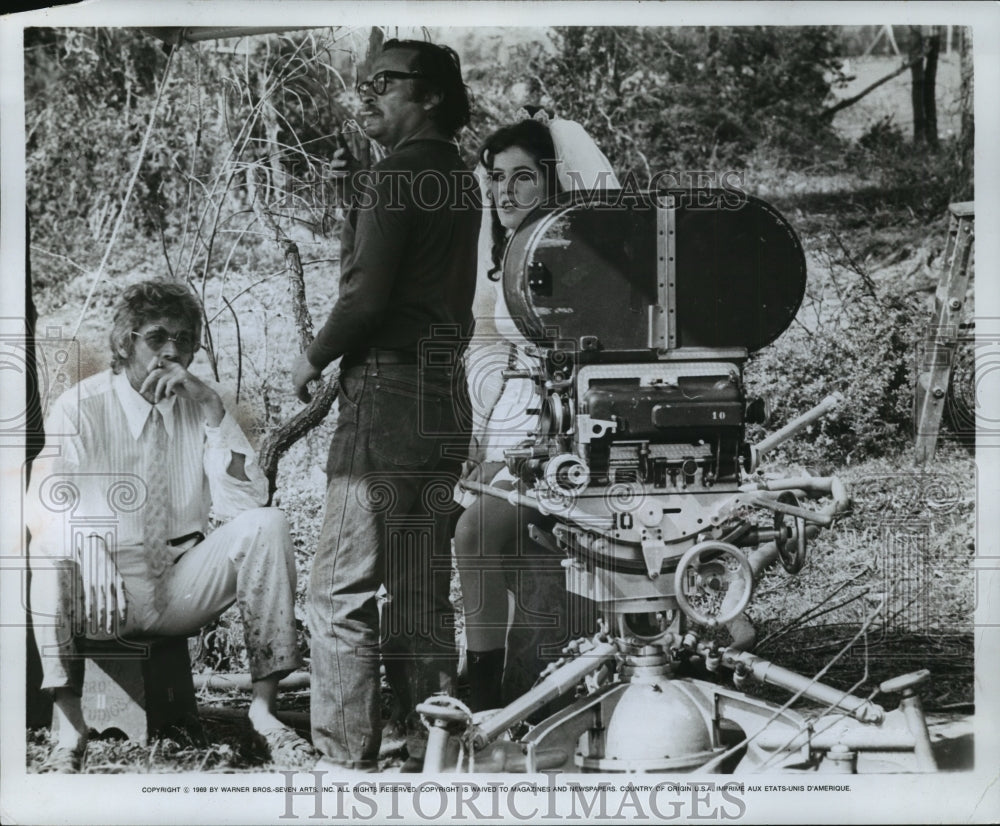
908, 25, 941, 150
494, 27, 846, 181
957, 26, 974, 197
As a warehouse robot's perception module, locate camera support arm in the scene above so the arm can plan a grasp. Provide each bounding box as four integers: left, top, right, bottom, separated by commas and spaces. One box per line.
458, 478, 615, 529
745, 393, 844, 471
471, 639, 620, 748
721, 648, 885, 723
739, 475, 851, 527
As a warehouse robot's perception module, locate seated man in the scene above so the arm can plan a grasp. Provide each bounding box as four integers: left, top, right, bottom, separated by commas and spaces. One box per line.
25, 280, 313, 771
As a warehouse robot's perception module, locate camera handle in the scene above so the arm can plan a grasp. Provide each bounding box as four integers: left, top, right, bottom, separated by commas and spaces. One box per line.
745, 392, 844, 471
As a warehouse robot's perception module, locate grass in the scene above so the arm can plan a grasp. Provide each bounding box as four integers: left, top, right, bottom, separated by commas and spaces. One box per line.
28, 724, 256, 775
748, 443, 975, 711
27, 686, 415, 774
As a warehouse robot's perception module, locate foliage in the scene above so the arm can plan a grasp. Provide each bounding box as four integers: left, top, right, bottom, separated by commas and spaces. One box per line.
856, 114, 907, 154
24, 28, 350, 268
745, 254, 923, 470
26, 28, 172, 285
485, 27, 848, 180
842, 129, 966, 220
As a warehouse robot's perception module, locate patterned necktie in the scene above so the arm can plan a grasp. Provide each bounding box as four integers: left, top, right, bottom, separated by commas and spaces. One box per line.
143, 406, 170, 612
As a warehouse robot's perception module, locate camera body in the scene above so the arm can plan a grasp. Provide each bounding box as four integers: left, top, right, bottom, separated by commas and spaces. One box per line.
500, 189, 806, 621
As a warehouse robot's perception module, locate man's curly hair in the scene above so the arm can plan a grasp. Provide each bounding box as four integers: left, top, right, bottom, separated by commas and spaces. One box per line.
109, 280, 203, 373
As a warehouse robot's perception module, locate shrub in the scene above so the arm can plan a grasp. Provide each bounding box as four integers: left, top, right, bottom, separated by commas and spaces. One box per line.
857, 115, 906, 154
745, 276, 923, 470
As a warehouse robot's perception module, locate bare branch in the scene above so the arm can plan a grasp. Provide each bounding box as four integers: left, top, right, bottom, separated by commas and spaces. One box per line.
29, 245, 90, 273
219, 294, 243, 402
821, 53, 926, 119
245, 164, 337, 499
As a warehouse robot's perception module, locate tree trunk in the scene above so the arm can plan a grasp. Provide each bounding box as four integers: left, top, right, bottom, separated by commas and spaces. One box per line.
909, 27, 926, 145
957, 26, 974, 198
922, 28, 941, 150
251, 27, 386, 501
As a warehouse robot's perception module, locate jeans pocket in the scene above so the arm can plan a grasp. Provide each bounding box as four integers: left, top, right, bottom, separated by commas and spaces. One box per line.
370, 377, 445, 467
337, 369, 365, 409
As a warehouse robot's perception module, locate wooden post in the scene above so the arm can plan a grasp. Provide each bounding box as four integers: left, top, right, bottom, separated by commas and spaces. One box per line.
914, 203, 975, 463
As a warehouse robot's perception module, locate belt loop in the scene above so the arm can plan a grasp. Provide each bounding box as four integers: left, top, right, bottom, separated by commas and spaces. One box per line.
371, 348, 380, 377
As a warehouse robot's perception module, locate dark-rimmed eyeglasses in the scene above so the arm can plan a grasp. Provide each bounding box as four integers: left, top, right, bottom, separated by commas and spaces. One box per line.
356, 70, 425, 98
131, 328, 200, 354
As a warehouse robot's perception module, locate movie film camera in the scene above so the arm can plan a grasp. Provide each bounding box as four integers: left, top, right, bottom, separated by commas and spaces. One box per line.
418, 190, 937, 774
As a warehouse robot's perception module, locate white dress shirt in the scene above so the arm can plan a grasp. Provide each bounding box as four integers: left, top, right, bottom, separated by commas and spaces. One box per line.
26, 369, 267, 561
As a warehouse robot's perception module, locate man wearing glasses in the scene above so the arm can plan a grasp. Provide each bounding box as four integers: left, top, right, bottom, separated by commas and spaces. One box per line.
26, 280, 312, 771
291, 39, 479, 772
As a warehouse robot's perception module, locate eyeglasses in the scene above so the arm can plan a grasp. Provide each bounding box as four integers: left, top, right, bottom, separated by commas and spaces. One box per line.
131, 328, 200, 353
356, 70, 425, 98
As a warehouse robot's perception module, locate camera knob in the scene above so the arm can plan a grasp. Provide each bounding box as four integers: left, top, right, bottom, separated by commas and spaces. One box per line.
637, 500, 664, 528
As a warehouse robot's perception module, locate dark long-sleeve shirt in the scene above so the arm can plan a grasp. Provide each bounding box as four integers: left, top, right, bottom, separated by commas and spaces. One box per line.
306, 138, 481, 369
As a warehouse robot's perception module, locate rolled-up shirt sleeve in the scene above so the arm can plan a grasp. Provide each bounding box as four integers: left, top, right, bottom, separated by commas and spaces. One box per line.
203, 412, 268, 520
306, 170, 412, 370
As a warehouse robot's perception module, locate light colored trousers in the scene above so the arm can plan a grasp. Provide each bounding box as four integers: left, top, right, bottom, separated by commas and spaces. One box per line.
29, 507, 302, 693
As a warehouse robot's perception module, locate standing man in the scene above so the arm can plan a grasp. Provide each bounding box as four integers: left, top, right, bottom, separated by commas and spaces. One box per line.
27, 280, 313, 771
291, 39, 479, 771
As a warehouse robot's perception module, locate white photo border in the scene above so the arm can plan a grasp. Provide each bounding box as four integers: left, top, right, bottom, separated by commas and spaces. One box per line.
2, 2, 998, 824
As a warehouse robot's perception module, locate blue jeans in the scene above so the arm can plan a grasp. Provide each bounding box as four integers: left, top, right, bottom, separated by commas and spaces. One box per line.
308, 362, 469, 767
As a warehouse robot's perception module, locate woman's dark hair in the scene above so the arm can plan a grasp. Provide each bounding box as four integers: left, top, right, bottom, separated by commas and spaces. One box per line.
382, 39, 471, 139
110, 280, 203, 373
478, 110, 561, 277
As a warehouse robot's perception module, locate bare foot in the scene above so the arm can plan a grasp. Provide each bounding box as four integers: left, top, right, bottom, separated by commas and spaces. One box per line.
247, 698, 286, 736
51, 688, 88, 752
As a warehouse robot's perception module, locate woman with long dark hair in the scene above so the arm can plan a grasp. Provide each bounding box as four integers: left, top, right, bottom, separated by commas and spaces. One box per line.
455, 108, 618, 711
